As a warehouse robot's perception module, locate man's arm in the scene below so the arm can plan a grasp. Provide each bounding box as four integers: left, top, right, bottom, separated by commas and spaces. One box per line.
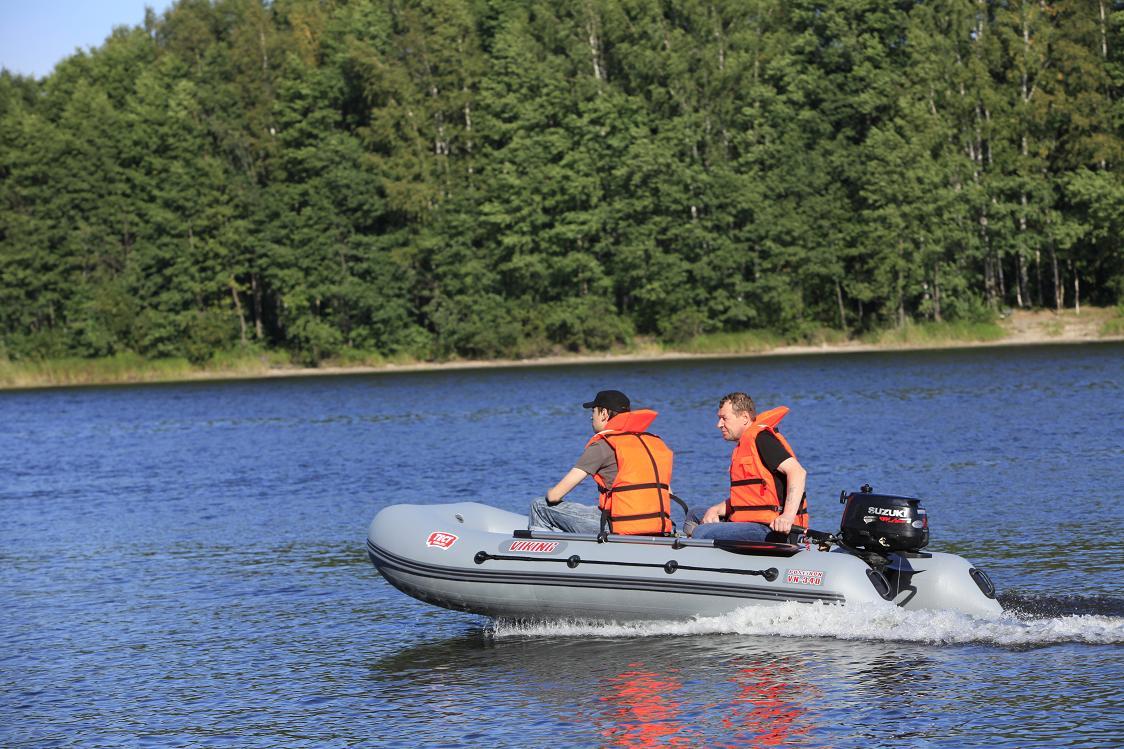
769, 456, 807, 533
546, 467, 589, 504
701, 501, 726, 524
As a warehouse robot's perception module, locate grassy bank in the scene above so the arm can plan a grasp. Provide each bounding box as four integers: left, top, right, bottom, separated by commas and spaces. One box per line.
1101, 306, 1124, 337
2, 308, 1122, 390
0, 350, 289, 389
860, 319, 1006, 346
662, 329, 787, 354
662, 326, 859, 355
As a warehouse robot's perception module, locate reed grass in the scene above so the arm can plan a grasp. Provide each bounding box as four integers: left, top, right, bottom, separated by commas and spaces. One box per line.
322, 348, 388, 367
668, 329, 786, 354
619, 338, 666, 357
794, 326, 852, 346
1100, 306, 1124, 337
203, 348, 291, 373
0, 348, 293, 389
0, 352, 193, 388
862, 319, 1006, 346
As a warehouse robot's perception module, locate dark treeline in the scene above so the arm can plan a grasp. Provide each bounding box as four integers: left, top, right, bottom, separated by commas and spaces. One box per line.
2, 0, 1122, 365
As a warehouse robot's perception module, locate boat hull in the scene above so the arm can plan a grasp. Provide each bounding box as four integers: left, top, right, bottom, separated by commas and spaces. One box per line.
367, 502, 1002, 621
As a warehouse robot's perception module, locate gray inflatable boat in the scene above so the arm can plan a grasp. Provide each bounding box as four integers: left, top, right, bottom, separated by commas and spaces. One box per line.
366, 489, 1003, 621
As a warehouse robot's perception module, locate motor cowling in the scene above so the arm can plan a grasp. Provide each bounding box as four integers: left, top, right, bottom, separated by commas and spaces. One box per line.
840, 488, 929, 553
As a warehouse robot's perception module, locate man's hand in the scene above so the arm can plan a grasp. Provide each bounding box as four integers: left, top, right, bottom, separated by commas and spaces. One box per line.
770, 514, 795, 533
701, 502, 726, 524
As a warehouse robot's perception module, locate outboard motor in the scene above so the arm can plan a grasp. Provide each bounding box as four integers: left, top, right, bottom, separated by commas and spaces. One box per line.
825, 485, 1000, 611
839, 484, 929, 553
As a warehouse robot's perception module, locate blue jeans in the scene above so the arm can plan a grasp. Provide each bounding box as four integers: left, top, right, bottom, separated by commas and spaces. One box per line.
528, 497, 602, 534
685, 504, 771, 541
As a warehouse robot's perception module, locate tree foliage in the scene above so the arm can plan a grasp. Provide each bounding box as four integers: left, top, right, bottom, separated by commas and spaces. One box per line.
1, 0, 1120, 364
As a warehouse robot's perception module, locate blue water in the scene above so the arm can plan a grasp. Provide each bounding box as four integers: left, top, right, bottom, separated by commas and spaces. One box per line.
2, 343, 1122, 747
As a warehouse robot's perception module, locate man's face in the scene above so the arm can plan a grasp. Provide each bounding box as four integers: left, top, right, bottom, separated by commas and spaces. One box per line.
591, 407, 611, 431
716, 402, 751, 442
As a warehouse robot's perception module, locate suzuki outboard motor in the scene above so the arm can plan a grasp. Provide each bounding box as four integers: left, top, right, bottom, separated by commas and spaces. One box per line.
839, 484, 929, 553
830, 484, 1000, 614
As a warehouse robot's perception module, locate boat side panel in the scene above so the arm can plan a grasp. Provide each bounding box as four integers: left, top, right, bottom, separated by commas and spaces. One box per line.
367, 536, 889, 621
888, 552, 1003, 618
367, 502, 895, 621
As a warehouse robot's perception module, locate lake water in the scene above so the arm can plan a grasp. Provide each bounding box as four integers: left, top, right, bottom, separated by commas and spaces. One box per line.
2, 343, 1122, 748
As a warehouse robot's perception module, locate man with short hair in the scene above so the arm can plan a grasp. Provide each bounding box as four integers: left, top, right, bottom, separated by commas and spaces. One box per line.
686, 392, 809, 542
529, 390, 675, 536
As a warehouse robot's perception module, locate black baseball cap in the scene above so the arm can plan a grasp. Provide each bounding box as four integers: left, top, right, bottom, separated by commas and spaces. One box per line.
582, 390, 631, 412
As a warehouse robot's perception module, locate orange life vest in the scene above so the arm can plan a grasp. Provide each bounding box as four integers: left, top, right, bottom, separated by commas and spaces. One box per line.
587, 410, 675, 535
725, 406, 809, 528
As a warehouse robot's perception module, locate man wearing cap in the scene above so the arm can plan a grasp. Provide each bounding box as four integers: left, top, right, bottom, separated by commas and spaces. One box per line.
528, 390, 675, 536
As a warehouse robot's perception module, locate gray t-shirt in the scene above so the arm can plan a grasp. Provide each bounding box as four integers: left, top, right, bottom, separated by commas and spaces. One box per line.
575, 439, 617, 486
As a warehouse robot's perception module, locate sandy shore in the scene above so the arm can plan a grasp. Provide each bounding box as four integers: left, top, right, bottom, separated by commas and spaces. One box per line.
3, 308, 1121, 389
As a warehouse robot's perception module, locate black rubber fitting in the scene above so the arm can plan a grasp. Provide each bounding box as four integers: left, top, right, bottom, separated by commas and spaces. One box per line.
969, 568, 997, 599
866, 568, 893, 599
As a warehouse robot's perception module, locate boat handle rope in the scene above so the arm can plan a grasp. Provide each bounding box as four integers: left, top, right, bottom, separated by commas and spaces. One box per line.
473, 551, 779, 581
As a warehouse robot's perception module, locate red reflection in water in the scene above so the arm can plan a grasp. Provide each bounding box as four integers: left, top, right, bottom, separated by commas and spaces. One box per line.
717, 661, 810, 748
598, 663, 691, 748
596, 658, 812, 748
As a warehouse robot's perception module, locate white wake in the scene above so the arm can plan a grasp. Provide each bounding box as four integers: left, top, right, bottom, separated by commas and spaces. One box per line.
490, 600, 1124, 647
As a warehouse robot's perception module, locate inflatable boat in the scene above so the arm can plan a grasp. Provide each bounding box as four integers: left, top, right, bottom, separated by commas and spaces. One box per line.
366, 488, 1002, 621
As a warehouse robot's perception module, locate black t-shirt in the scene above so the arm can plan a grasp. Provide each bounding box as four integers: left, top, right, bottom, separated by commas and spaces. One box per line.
756, 431, 795, 501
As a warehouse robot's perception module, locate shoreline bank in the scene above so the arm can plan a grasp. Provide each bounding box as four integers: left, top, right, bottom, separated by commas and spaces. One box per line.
3, 308, 1121, 390
248, 330, 1124, 378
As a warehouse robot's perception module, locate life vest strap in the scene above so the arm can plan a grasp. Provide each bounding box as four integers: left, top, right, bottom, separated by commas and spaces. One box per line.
669, 493, 690, 517
731, 504, 782, 512
730, 478, 766, 487
611, 510, 670, 522
607, 482, 671, 493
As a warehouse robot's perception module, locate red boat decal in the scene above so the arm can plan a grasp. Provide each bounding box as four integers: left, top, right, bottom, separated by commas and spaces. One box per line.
508, 540, 559, 553
426, 531, 458, 550
785, 568, 824, 586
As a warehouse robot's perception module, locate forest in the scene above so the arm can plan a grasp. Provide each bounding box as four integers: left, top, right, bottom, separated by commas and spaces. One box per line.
1, 0, 1122, 366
